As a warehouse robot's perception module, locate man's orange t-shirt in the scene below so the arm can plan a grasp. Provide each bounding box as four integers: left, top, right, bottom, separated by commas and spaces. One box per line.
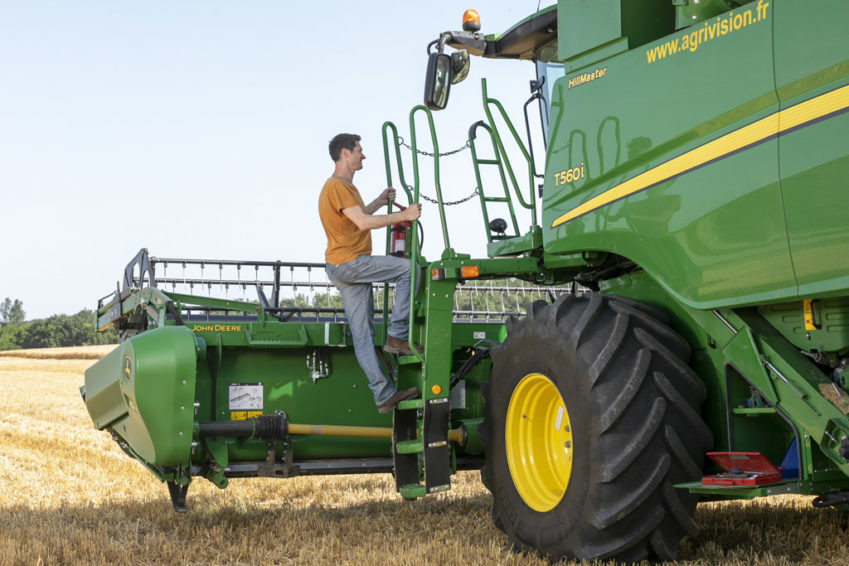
318, 177, 372, 265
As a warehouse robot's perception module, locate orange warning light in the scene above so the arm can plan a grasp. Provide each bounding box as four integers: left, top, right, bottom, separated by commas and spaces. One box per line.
462, 9, 481, 32
460, 265, 480, 278
431, 384, 443, 395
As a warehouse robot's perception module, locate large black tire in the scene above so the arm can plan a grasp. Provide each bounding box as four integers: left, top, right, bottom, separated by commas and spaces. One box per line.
481, 293, 712, 562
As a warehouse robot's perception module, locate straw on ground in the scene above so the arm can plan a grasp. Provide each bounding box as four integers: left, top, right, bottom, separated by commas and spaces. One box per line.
1, 346, 847, 565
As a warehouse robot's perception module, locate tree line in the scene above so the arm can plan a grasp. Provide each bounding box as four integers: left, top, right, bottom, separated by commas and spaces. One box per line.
0, 298, 118, 351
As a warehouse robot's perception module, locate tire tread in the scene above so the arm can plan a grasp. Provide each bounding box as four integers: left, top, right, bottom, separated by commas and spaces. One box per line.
483, 293, 711, 563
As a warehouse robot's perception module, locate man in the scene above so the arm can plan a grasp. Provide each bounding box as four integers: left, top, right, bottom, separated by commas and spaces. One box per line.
319, 133, 422, 414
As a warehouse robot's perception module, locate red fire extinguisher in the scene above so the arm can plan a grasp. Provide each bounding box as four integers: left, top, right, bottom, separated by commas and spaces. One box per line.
390, 202, 411, 258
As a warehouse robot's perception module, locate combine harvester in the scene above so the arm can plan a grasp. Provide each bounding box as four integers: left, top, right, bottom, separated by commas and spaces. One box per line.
83, 0, 849, 561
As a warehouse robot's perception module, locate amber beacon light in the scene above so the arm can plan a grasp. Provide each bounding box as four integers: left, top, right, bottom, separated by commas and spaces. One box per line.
462, 9, 481, 32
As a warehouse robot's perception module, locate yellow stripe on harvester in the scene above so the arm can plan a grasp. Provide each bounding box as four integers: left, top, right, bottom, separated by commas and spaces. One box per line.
551, 84, 849, 227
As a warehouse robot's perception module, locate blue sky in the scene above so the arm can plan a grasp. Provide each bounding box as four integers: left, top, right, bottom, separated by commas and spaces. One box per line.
1, 1, 554, 319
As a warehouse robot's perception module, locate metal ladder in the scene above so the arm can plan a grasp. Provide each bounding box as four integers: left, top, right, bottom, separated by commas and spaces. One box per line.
382, 106, 457, 498
468, 78, 539, 252
469, 120, 522, 242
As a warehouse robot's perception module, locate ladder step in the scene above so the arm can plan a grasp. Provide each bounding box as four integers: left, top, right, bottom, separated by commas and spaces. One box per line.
475, 159, 500, 165
398, 354, 423, 366
395, 439, 423, 454
482, 196, 510, 203
399, 483, 426, 499
397, 398, 424, 410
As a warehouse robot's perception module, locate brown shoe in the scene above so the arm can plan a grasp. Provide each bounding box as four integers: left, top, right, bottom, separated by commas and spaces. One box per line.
377, 387, 419, 414
383, 335, 423, 356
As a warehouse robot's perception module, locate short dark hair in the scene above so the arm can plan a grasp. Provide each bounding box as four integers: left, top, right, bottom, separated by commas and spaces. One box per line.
329, 133, 361, 162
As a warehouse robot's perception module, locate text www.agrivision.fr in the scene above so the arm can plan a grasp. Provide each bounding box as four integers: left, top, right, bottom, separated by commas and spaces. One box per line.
646, 0, 770, 64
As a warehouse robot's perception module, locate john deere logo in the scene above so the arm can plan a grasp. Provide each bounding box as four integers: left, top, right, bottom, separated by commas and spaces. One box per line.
123, 356, 133, 382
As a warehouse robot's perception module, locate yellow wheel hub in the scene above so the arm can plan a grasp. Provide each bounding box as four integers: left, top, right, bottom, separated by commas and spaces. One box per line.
505, 373, 573, 512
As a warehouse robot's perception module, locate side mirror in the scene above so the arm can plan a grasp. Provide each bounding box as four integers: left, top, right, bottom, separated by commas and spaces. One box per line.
450, 50, 470, 84
424, 53, 452, 110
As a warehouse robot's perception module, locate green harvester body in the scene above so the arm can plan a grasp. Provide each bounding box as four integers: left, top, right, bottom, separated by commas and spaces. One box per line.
83, 0, 849, 561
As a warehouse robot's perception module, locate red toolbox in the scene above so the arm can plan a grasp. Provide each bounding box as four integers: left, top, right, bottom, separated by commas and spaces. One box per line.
701, 452, 782, 486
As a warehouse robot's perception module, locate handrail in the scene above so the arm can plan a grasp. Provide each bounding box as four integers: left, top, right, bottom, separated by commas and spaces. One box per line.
409, 105, 451, 253
381, 106, 461, 361
381, 121, 415, 205
468, 120, 522, 243
404, 105, 447, 362
380, 121, 413, 347
481, 79, 537, 224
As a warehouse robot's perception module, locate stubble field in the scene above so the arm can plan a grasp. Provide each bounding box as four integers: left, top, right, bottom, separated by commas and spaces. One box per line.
1, 346, 847, 565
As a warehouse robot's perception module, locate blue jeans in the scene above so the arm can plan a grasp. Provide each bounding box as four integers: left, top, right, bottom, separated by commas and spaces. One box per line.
326, 255, 413, 405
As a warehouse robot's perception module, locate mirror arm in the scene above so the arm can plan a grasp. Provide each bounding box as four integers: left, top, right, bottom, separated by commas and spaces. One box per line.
428, 33, 451, 54
443, 31, 486, 56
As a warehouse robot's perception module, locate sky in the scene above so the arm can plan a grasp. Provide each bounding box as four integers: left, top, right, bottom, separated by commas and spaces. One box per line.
0, 1, 555, 319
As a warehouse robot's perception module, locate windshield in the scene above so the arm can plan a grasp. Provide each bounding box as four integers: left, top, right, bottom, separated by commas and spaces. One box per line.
535, 61, 564, 140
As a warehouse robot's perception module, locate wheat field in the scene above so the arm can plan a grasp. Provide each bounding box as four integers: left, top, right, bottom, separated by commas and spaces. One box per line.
1, 346, 847, 565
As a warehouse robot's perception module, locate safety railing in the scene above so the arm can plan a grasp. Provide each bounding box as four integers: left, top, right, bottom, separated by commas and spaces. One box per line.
468, 120, 522, 243
383, 104, 456, 358
469, 78, 539, 244
380, 84, 546, 349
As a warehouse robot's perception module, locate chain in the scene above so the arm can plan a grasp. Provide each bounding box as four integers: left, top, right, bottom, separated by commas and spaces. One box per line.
413, 186, 480, 206
396, 136, 470, 157
394, 135, 476, 205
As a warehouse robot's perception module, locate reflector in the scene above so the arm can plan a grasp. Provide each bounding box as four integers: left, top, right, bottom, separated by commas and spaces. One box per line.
460, 265, 479, 278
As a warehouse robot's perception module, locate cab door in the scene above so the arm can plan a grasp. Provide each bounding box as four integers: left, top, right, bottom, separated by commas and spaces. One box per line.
774, 0, 849, 296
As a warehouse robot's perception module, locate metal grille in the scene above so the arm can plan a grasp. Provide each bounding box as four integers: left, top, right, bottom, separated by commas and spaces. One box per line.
147, 256, 577, 323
